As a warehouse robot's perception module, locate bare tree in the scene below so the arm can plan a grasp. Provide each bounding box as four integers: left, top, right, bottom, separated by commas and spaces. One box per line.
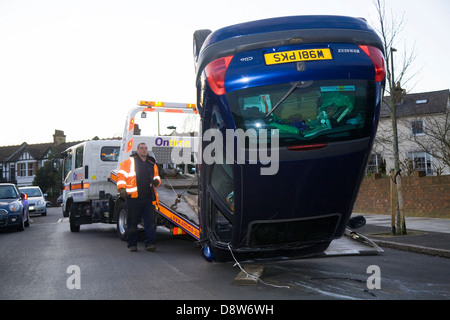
372, 0, 421, 97
370, 0, 422, 235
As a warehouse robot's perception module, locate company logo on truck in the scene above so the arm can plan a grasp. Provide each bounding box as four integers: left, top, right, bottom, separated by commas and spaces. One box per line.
155, 137, 191, 148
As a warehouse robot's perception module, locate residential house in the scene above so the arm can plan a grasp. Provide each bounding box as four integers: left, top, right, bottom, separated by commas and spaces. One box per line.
0, 130, 81, 187
369, 89, 450, 176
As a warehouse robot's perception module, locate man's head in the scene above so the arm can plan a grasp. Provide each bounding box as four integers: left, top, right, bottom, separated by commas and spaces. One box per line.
136, 143, 149, 159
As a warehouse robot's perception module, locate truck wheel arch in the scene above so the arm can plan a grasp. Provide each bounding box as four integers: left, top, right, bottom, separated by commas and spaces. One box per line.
63, 197, 73, 218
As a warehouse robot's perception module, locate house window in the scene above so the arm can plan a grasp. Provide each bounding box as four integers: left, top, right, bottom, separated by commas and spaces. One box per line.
28, 163, 33, 176
367, 153, 381, 174
411, 119, 425, 136
19, 163, 27, 177
409, 151, 433, 175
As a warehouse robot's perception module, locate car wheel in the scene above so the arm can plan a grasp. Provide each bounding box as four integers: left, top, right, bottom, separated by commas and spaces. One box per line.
24, 209, 30, 227
17, 211, 25, 231
193, 29, 212, 63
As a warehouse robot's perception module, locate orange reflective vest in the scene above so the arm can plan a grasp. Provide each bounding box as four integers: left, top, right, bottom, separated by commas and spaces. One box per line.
116, 156, 161, 205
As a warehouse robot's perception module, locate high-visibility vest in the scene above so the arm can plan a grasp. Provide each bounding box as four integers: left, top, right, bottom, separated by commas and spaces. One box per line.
116, 156, 161, 205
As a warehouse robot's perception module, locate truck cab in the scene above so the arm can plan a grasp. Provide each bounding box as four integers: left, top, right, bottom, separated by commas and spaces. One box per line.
61, 139, 121, 231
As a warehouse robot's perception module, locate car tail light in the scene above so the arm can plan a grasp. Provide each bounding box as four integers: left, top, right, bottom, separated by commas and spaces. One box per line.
205, 55, 234, 95
359, 45, 386, 82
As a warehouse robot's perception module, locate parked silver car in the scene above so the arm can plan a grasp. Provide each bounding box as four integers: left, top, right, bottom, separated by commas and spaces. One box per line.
18, 186, 47, 216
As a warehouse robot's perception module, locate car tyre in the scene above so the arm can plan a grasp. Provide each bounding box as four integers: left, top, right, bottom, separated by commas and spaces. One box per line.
24, 209, 30, 227
193, 29, 212, 63
17, 212, 25, 231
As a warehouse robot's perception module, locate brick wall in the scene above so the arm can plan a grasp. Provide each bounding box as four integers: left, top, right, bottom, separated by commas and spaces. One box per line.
353, 173, 450, 217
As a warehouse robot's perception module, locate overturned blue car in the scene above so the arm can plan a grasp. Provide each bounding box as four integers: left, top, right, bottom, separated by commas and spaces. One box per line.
193, 15, 386, 261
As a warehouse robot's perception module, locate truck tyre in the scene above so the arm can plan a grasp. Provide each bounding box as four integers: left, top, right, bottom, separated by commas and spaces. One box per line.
193, 29, 212, 63
69, 202, 80, 232
116, 200, 127, 241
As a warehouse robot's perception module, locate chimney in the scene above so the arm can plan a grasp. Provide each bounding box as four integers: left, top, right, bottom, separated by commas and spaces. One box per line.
53, 130, 66, 145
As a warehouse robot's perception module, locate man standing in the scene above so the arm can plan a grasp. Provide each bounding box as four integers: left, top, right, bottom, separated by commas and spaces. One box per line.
117, 143, 161, 252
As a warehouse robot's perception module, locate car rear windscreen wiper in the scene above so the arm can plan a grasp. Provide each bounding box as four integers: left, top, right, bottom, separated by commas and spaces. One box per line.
264, 81, 302, 119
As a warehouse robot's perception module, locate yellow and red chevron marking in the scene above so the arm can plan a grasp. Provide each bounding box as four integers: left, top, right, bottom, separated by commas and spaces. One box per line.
156, 203, 200, 240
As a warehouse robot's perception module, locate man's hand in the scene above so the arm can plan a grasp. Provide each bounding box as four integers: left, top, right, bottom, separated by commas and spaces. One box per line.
119, 188, 127, 200
152, 178, 160, 187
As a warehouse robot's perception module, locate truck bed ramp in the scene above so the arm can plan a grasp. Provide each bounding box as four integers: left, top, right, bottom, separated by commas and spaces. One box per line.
156, 181, 200, 240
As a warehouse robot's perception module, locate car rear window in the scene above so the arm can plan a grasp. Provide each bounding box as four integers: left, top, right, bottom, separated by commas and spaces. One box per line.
19, 188, 42, 197
226, 79, 376, 147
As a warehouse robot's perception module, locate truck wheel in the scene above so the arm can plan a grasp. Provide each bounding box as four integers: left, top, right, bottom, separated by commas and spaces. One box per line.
69, 202, 80, 232
116, 200, 127, 241
193, 29, 211, 63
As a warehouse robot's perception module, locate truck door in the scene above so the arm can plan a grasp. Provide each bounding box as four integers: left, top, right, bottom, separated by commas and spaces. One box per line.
72, 144, 87, 194
63, 144, 87, 202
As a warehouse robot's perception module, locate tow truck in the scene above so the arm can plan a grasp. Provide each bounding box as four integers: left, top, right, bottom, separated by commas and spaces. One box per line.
61, 101, 201, 239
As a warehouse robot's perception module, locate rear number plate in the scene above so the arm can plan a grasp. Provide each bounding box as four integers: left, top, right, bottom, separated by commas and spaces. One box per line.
264, 48, 333, 65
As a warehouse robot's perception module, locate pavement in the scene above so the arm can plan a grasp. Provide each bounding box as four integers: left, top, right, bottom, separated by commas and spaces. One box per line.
352, 213, 450, 258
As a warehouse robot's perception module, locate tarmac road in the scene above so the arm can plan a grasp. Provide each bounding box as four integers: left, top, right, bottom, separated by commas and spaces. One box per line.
0, 207, 449, 302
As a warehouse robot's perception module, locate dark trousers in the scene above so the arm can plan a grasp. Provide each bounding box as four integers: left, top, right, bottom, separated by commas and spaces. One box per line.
126, 197, 157, 247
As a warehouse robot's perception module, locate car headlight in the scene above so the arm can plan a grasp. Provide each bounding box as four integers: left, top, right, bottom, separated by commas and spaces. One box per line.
38, 200, 45, 206
9, 201, 21, 212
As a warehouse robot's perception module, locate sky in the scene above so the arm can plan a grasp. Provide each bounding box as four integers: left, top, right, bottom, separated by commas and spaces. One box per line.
0, 0, 449, 146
